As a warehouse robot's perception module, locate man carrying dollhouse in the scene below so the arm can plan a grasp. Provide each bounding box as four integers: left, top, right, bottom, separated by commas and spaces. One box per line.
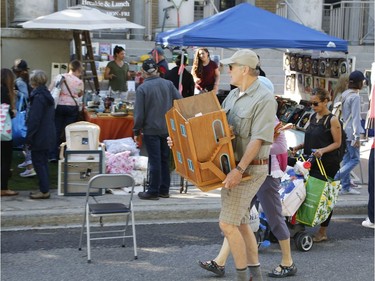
219, 49, 276, 281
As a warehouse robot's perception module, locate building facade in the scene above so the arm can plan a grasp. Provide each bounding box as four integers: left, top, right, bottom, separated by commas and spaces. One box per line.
1, 0, 373, 44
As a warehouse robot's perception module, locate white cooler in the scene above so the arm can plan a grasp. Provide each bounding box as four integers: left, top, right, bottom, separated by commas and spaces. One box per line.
65, 121, 101, 161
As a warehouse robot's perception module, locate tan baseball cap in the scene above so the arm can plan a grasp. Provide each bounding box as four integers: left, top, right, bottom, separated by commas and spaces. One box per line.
220, 49, 259, 69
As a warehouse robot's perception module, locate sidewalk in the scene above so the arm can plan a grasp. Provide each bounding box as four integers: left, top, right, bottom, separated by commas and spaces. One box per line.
1, 138, 372, 230
0, 182, 369, 230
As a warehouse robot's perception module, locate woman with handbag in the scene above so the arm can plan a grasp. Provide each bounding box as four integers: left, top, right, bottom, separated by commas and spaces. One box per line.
291, 87, 342, 242
49, 60, 83, 162
1, 68, 18, 196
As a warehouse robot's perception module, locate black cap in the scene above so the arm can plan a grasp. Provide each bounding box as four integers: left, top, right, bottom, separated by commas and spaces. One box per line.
142, 59, 158, 74
12, 59, 29, 71
349, 70, 367, 83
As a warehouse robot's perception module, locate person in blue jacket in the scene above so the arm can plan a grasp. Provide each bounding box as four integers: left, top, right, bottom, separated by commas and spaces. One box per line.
26, 70, 56, 199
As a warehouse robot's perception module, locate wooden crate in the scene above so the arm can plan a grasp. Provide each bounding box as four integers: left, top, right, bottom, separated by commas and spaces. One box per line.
166, 91, 248, 192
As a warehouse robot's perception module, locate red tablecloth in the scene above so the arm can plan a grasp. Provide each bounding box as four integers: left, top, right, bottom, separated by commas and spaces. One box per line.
84, 110, 134, 141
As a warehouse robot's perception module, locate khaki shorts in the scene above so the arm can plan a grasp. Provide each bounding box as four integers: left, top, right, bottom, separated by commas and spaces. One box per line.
219, 165, 268, 226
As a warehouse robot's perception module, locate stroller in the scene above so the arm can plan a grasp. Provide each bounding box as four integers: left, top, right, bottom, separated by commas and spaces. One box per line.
254, 153, 315, 252
255, 208, 314, 252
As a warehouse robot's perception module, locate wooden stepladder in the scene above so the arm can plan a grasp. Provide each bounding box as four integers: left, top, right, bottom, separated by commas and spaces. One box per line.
73, 30, 100, 93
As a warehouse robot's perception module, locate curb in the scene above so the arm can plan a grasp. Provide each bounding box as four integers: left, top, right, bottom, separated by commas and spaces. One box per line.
0, 203, 367, 230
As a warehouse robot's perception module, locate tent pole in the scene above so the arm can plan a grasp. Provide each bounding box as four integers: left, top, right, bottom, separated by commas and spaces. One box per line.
208, 0, 219, 14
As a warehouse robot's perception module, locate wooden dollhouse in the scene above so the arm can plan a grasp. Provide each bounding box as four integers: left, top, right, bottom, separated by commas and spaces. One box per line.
166, 91, 249, 192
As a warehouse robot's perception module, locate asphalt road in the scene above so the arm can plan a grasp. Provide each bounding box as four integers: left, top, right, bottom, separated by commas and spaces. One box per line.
1, 218, 374, 281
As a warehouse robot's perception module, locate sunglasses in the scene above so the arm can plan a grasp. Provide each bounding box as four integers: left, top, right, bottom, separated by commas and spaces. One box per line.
311, 101, 321, 106
228, 64, 244, 71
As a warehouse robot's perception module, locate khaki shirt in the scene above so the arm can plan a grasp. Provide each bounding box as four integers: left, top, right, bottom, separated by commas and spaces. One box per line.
222, 79, 276, 162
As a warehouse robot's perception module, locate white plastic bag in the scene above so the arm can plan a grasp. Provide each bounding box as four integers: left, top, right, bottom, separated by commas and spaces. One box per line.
249, 205, 260, 232
51, 74, 65, 108
279, 178, 306, 216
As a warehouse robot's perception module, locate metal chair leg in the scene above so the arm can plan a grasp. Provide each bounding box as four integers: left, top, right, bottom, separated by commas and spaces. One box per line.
78, 209, 87, 250
131, 204, 137, 259
86, 207, 91, 263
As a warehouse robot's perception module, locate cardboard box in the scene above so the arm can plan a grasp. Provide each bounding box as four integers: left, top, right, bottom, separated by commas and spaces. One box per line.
166, 91, 248, 192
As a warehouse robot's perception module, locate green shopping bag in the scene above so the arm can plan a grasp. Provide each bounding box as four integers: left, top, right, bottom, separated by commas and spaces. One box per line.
296, 158, 341, 227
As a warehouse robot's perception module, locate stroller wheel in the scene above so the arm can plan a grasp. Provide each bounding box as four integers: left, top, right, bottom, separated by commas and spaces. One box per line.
295, 231, 313, 252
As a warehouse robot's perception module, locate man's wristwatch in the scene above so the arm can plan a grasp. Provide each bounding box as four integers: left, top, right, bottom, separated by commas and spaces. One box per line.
235, 165, 245, 174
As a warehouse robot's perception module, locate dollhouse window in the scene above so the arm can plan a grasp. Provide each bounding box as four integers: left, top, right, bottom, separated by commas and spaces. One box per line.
213, 119, 224, 143
170, 119, 176, 131
187, 159, 194, 172
220, 154, 231, 175
180, 124, 187, 137
177, 151, 182, 163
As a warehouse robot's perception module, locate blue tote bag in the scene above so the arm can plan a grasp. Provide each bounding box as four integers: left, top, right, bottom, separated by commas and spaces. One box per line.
12, 94, 27, 147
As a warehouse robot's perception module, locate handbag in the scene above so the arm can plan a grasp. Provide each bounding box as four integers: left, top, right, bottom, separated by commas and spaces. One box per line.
0, 103, 12, 141
296, 158, 341, 227
279, 178, 306, 216
51, 74, 65, 109
64, 80, 85, 121
11, 95, 27, 147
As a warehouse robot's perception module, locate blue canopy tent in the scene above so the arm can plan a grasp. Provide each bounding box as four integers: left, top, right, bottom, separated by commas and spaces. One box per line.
156, 3, 348, 52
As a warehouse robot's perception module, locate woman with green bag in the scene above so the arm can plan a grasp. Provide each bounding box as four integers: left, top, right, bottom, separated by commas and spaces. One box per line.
291, 87, 342, 242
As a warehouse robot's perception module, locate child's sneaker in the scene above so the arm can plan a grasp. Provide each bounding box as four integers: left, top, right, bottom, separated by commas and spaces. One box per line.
20, 168, 36, 177
362, 218, 375, 229
17, 160, 32, 169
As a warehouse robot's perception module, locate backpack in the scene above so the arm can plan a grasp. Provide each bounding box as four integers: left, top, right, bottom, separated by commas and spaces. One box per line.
323, 113, 347, 162
332, 90, 355, 121
331, 101, 343, 120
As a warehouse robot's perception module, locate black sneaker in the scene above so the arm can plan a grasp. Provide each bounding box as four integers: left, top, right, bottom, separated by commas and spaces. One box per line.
138, 192, 159, 200
198, 260, 225, 277
268, 263, 297, 278
158, 193, 170, 198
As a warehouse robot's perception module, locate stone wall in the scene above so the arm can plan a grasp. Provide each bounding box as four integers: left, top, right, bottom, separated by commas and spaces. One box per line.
1, 28, 72, 83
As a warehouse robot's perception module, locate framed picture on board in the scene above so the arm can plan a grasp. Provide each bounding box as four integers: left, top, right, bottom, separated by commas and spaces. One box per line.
99, 43, 111, 55
92, 42, 99, 56
314, 76, 320, 88
285, 74, 296, 94
297, 73, 304, 92
304, 74, 312, 95
319, 78, 326, 89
